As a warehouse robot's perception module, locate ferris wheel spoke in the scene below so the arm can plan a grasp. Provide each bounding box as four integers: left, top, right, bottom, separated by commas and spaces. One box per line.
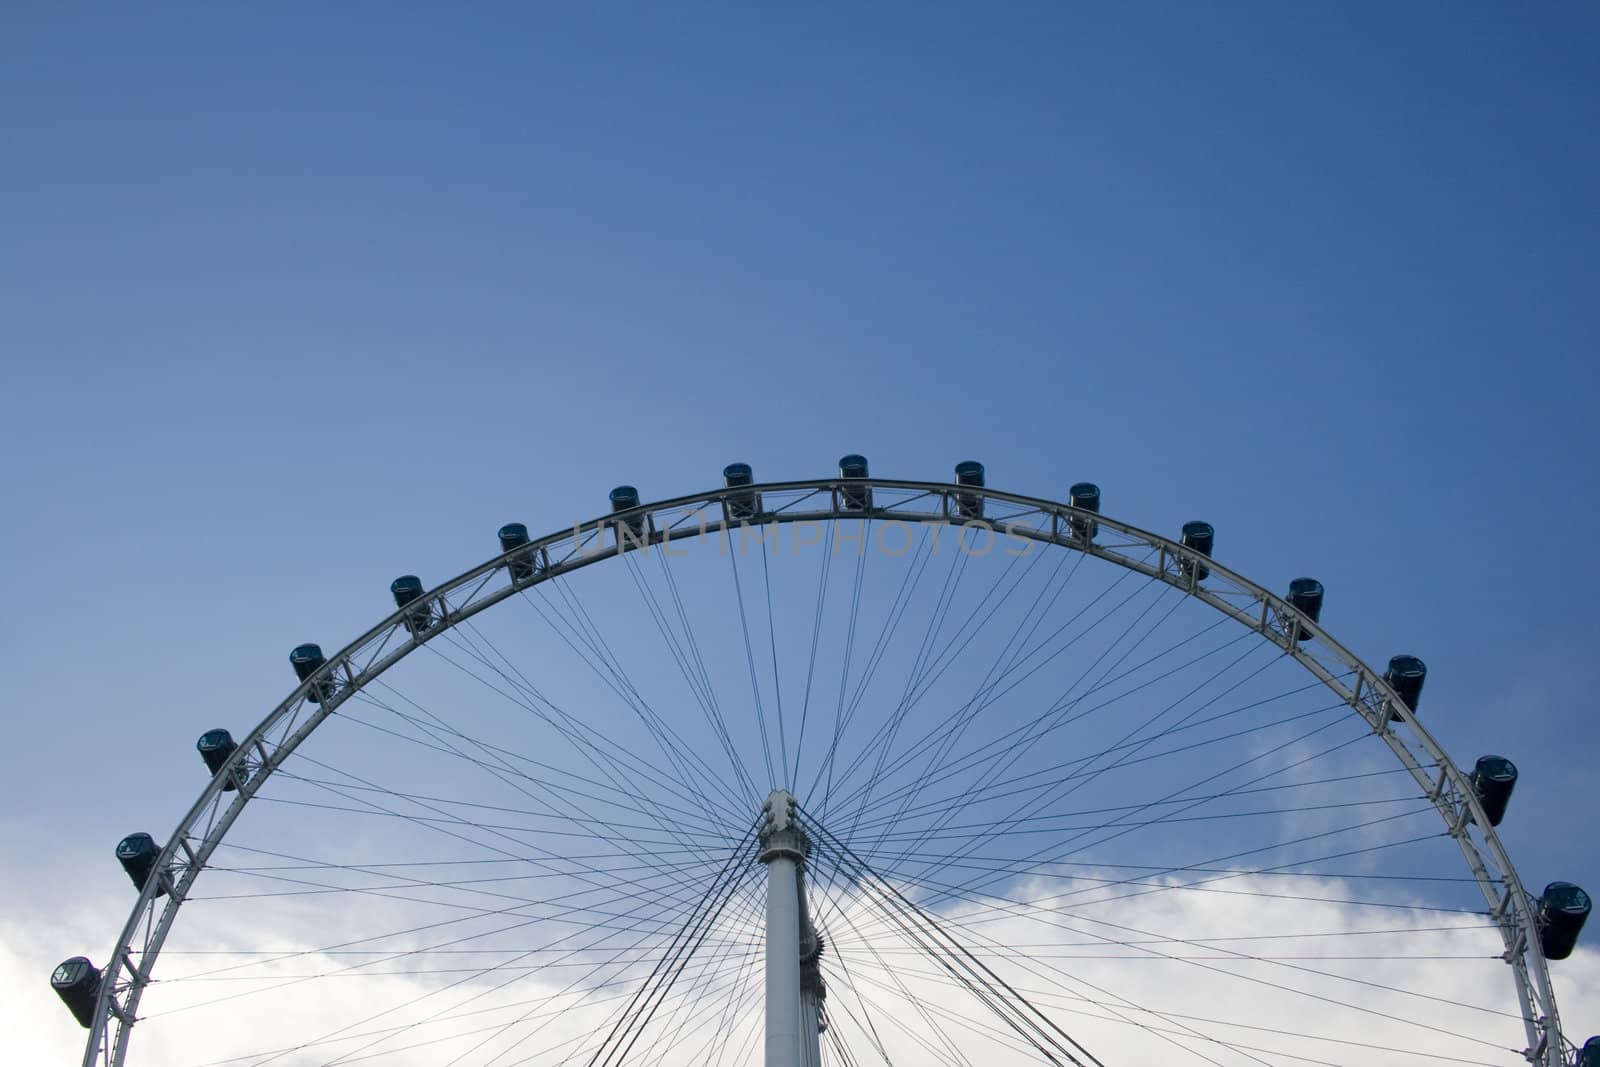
822, 553, 1173, 831
842, 615, 1262, 829
449, 882, 762, 1067
626, 879, 768, 1067
834, 663, 1336, 845
842, 724, 1384, 845
847, 542, 1083, 857
261, 744, 734, 889
864, 591, 1251, 869
816, 828, 1497, 1067
350, 678, 737, 839
838, 534, 979, 845
874, 646, 1296, 889
639, 547, 766, 805
147, 870, 736, 1060
834, 832, 1523, 1036
726, 521, 780, 790
810, 826, 1235, 1067
814, 885, 981, 1067
813, 519, 910, 823
789, 518, 838, 791
415, 627, 745, 859
505, 581, 750, 831
267, 834, 758, 1067
889, 707, 1375, 908
577, 832, 757, 1067
532, 573, 750, 822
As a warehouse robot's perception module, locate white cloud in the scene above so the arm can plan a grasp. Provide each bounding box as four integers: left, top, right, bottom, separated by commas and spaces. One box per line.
12, 869, 1596, 1066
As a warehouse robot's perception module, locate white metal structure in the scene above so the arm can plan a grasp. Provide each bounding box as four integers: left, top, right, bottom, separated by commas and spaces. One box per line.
70, 473, 1580, 1066
760, 789, 823, 1067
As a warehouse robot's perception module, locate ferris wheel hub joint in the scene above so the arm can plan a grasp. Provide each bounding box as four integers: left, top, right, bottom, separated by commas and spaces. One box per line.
759, 789, 809, 863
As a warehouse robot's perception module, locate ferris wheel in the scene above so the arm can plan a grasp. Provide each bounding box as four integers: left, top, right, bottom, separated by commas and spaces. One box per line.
55, 460, 1593, 1067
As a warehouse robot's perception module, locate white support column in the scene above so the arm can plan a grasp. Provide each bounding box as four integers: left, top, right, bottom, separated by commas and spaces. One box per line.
798, 863, 826, 1067
760, 790, 805, 1067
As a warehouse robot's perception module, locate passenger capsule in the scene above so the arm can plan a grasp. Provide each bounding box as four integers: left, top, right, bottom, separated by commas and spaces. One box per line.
1179, 521, 1214, 582
1578, 1036, 1600, 1067
51, 956, 102, 1028
724, 463, 758, 520
115, 833, 165, 895
610, 485, 645, 544
290, 643, 335, 703
1470, 755, 1517, 827
1537, 882, 1591, 961
954, 461, 985, 520
1287, 577, 1324, 639
1068, 482, 1099, 540
390, 575, 431, 634
838, 454, 871, 512
498, 523, 537, 582
1384, 655, 1426, 715
197, 728, 242, 791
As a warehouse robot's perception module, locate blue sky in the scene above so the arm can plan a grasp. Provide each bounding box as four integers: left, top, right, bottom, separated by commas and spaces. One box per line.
3, 4, 1597, 1061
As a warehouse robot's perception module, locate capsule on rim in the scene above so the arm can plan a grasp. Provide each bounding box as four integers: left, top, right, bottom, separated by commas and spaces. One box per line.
954, 461, 985, 519
390, 575, 432, 634
390, 574, 423, 607
1384, 655, 1426, 714
1578, 1036, 1600, 1067
51, 956, 102, 1029
1288, 578, 1325, 617
115, 832, 165, 895
1470, 755, 1517, 827
1537, 882, 1591, 961
1287, 577, 1324, 639
196, 728, 242, 791
724, 463, 759, 520
1179, 521, 1214, 582
1068, 482, 1099, 540
290, 643, 335, 704
609, 485, 646, 544
838, 454, 871, 512
290, 643, 325, 681
498, 522, 537, 582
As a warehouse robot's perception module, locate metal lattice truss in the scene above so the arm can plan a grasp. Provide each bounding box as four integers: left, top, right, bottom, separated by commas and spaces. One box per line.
83, 478, 1570, 1066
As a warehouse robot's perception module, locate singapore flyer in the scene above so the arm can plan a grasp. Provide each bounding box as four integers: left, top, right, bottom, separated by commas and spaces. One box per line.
7, 6, 1597, 1066
53, 463, 1597, 1066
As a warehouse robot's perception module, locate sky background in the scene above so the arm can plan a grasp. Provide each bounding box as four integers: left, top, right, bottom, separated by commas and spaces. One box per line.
2, 2, 1597, 1060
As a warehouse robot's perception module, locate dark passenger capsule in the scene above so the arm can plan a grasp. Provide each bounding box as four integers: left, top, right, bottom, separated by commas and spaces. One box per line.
1068, 482, 1099, 540
498, 523, 537, 582
390, 575, 431, 634
115, 833, 165, 895
1179, 521, 1214, 582
1470, 755, 1517, 827
724, 463, 758, 520
52, 956, 102, 1028
1288, 577, 1324, 611
954, 461, 986, 520
610, 485, 645, 543
1537, 882, 1591, 961
1287, 577, 1324, 638
1384, 655, 1427, 714
1578, 1036, 1600, 1067
197, 728, 242, 791
290, 643, 335, 703
838, 454, 871, 512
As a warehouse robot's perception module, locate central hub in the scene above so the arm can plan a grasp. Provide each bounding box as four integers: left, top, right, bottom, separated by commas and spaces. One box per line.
758, 788, 808, 864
